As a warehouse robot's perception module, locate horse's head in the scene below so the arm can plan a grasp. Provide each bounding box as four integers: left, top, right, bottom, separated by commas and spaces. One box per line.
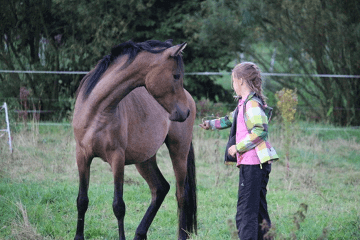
144, 42, 190, 122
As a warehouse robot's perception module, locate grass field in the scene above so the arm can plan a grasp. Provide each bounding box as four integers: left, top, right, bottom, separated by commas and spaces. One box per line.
0, 120, 360, 239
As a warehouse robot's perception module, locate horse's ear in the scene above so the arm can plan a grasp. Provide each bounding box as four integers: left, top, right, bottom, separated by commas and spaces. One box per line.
169, 42, 187, 57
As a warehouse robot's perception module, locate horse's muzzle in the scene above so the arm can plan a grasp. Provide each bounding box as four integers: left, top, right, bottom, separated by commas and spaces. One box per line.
169, 105, 190, 122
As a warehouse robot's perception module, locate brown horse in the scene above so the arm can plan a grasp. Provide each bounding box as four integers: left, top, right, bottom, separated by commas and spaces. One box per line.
72, 40, 196, 240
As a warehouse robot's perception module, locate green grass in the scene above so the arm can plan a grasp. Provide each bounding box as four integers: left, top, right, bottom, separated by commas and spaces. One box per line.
0, 121, 360, 239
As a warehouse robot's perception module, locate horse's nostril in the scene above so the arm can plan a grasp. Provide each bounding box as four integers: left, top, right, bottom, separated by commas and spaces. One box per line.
186, 109, 190, 118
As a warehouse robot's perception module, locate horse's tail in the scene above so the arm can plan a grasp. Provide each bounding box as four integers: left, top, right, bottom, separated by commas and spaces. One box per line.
184, 141, 197, 235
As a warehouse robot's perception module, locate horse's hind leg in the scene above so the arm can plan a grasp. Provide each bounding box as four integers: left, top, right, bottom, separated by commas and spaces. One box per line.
134, 156, 170, 240
166, 138, 197, 240
74, 149, 92, 240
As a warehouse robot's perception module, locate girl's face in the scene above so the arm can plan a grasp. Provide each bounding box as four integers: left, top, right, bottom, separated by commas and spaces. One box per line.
232, 72, 243, 96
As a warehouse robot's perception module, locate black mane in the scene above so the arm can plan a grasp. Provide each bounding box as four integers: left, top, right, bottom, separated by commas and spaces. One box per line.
82, 39, 182, 99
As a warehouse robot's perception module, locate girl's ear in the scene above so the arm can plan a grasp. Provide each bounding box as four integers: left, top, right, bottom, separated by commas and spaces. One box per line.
240, 78, 244, 86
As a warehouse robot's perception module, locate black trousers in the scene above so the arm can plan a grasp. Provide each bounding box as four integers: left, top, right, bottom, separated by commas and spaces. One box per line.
236, 163, 271, 240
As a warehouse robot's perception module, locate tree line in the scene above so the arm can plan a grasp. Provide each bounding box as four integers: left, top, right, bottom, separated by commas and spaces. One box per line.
1, 0, 359, 125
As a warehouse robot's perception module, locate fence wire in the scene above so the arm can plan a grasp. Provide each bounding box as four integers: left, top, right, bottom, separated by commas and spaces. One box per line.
1, 69, 360, 129
1, 69, 360, 78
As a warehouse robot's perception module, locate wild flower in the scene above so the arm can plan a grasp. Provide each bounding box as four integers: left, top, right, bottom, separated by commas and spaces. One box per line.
275, 88, 298, 123
275, 88, 298, 176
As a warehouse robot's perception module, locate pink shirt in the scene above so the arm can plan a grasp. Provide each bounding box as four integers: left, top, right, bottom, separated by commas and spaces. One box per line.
236, 98, 260, 165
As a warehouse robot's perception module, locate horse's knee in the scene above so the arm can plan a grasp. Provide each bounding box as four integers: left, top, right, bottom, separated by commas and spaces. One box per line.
112, 197, 126, 220
77, 195, 89, 214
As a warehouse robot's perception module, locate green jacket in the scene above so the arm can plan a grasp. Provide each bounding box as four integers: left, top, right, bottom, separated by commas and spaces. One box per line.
208, 92, 279, 167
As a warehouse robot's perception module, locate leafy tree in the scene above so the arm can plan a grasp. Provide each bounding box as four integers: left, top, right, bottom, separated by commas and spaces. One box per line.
240, 0, 360, 125
3, 0, 358, 125
0, 0, 239, 120
181, 0, 245, 103
195, 0, 360, 125
0, 0, 78, 116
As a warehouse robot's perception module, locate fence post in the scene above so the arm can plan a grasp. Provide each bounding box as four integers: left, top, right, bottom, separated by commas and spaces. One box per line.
0, 102, 13, 153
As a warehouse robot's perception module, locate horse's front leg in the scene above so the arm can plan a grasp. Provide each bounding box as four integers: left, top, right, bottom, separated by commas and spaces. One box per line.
110, 151, 126, 240
74, 149, 93, 240
134, 156, 170, 240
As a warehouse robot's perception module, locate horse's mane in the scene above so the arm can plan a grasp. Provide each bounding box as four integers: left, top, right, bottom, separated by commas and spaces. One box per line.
77, 39, 183, 99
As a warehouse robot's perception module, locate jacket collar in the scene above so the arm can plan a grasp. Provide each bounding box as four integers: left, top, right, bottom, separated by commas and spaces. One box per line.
239, 92, 256, 103
245, 92, 256, 102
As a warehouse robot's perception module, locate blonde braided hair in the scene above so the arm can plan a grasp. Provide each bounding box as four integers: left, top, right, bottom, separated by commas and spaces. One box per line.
232, 62, 267, 104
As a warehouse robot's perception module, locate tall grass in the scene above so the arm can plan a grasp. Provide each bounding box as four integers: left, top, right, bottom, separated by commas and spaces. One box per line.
0, 121, 359, 239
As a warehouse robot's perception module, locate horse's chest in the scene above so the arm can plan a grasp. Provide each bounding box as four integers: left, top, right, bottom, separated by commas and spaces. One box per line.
124, 116, 170, 164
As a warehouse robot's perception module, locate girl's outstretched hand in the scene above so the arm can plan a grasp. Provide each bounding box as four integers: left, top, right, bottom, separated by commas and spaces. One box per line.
228, 145, 237, 158
199, 121, 210, 130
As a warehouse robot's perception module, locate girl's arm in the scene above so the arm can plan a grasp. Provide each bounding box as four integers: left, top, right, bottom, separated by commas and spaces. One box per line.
207, 110, 237, 130
236, 100, 268, 152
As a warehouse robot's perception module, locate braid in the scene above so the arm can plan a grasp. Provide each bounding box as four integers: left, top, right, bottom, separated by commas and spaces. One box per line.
233, 62, 267, 104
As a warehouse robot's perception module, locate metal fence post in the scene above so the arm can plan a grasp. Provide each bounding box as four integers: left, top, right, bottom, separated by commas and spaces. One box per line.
0, 102, 13, 153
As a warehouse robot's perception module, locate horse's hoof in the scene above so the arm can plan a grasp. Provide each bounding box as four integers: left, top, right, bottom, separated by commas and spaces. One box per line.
133, 233, 147, 240
74, 235, 84, 240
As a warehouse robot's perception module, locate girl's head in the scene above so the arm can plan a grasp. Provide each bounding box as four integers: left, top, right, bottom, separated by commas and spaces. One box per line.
232, 62, 266, 103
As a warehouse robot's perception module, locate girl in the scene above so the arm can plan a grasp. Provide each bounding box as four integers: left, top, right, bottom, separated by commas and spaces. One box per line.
199, 62, 279, 240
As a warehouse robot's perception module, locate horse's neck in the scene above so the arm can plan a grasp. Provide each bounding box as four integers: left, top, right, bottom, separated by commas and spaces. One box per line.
74, 64, 146, 129
92, 69, 143, 112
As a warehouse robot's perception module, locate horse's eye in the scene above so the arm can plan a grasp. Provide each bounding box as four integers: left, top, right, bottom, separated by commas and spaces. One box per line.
173, 74, 180, 80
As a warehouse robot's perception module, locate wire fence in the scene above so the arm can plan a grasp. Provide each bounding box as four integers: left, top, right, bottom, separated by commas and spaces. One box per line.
1, 120, 359, 132
1, 69, 360, 130
1, 69, 360, 78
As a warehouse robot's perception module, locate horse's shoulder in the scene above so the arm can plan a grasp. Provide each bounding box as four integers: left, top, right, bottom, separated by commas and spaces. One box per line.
118, 87, 168, 121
